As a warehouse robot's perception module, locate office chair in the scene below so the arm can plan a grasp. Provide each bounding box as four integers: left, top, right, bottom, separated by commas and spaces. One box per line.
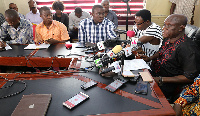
185, 24, 199, 40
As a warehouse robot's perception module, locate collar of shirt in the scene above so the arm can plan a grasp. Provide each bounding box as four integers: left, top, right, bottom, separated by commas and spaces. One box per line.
90, 17, 106, 25
29, 9, 40, 15
40, 20, 59, 29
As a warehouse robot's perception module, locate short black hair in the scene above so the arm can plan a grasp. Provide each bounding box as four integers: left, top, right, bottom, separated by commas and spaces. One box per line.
39, 6, 51, 15
75, 7, 82, 14
135, 9, 151, 22
9, 3, 15, 9
52, 0, 65, 11
92, 5, 103, 13
5, 9, 19, 19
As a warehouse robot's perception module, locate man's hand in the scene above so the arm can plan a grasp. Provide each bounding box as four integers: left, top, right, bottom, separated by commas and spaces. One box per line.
138, 55, 152, 62
0, 41, 6, 48
35, 39, 44, 46
135, 47, 145, 54
73, 27, 78, 31
45, 38, 59, 44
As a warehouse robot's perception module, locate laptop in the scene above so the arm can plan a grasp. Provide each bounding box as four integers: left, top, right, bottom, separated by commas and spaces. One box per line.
11, 94, 51, 116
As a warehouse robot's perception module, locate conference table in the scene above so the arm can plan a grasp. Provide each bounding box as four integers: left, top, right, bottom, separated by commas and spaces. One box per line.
0, 43, 175, 116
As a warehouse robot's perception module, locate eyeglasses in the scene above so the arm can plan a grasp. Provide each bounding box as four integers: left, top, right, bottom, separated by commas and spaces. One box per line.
135, 21, 145, 26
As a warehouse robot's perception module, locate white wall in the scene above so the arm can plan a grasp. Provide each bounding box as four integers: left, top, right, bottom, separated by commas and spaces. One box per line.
0, 0, 29, 15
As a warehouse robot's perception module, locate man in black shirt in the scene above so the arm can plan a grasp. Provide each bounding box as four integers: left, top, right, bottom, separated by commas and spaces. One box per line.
142, 14, 200, 99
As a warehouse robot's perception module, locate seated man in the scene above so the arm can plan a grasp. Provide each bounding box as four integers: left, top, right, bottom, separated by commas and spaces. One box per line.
35, 6, 70, 45
79, 5, 117, 44
142, 14, 200, 99
26, 0, 43, 25
68, 7, 90, 41
101, 0, 118, 27
173, 75, 200, 116
132, 9, 163, 58
0, 9, 33, 47
9, 3, 25, 19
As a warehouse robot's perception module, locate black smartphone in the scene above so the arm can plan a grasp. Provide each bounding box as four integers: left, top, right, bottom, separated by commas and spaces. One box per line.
135, 81, 148, 95
105, 79, 126, 92
81, 80, 97, 89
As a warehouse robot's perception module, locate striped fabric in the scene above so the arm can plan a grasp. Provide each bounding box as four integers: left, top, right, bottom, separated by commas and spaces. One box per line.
169, 0, 199, 23
133, 23, 163, 57
78, 17, 117, 43
35, 0, 144, 25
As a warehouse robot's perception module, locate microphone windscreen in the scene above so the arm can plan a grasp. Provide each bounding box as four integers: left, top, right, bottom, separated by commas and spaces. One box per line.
65, 44, 72, 49
127, 30, 135, 37
112, 45, 122, 54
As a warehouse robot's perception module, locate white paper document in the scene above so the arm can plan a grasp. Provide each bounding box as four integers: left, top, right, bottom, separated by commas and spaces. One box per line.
5, 44, 12, 50
123, 59, 151, 71
24, 43, 50, 49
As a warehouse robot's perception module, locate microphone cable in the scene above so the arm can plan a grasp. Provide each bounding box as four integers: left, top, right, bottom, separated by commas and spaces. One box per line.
0, 73, 27, 99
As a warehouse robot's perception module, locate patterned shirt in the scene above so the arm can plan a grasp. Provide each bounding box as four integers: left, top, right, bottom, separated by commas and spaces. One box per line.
35, 20, 70, 42
19, 13, 26, 19
0, 13, 5, 26
106, 10, 118, 27
154, 35, 200, 79
175, 75, 200, 116
169, 0, 199, 23
69, 11, 91, 31
133, 23, 163, 57
0, 18, 34, 44
78, 17, 117, 43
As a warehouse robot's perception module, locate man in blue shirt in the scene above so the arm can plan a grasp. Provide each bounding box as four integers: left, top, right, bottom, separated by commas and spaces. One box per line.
78, 5, 117, 44
0, 9, 33, 47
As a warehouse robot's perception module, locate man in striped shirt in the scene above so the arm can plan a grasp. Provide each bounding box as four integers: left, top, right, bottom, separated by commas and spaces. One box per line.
78, 5, 117, 44
132, 9, 163, 59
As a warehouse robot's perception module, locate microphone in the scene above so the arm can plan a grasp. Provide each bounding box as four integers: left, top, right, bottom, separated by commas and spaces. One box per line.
127, 30, 135, 37
94, 45, 123, 67
99, 66, 115, 74
99, 61, 121, 74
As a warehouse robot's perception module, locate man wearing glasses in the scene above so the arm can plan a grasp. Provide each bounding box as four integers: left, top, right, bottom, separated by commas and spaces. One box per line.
26, 0, 43, 25
132, 9, 162, 59
79, 5, 117, 44
0, 9, 34, 47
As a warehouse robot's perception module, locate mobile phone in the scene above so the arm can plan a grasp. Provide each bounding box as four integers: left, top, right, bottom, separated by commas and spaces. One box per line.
81, 80, 97, 89
135, 81, 148, 95
63, 92, 89, 109
105, 79, 126, 92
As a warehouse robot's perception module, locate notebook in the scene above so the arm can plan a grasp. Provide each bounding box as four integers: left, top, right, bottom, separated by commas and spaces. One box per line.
11, 94, 51, 116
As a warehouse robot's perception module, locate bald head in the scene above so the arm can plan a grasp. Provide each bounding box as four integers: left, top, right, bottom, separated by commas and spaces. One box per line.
163, 14, 187, 39
165, 14, 187, 26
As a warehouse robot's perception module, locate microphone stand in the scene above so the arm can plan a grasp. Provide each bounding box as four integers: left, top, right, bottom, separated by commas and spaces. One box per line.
123, 0, 131, 39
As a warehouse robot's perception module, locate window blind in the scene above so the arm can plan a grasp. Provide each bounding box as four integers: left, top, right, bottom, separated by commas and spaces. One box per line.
36, 0, 144, 25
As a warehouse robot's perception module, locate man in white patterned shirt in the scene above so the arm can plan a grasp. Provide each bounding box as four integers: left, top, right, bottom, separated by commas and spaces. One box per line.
0, 9, 33, 47
78, 5, 117, 44
170, 0, 199, 24
132, 9, 163, 59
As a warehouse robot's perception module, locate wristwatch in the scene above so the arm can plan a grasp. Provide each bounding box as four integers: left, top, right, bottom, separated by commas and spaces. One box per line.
159, 76, 163, 86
